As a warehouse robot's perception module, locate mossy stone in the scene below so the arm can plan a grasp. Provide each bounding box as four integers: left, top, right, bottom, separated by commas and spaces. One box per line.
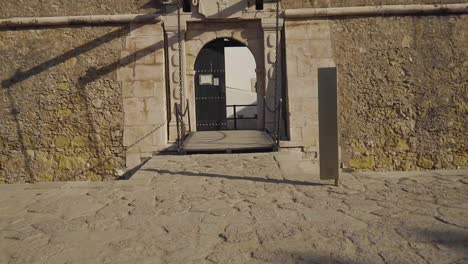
350, 156, 375, 170
453, 155, 467, 167
351, 140, 368, 155
396, 140, 410, 152
58, 109, 72, 117
55, 135, 71, 148
36, 172, 54, 182
71, 136, 87, 148
417, 156, 434, 169
58, 156, 86, 170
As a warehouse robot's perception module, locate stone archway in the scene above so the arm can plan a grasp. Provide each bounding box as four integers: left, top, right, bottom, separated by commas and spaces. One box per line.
193, 37, 259, 131
185, 21, 265, 132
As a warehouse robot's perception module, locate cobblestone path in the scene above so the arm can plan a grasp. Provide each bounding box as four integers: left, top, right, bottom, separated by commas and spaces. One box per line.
1, 153, 467, 264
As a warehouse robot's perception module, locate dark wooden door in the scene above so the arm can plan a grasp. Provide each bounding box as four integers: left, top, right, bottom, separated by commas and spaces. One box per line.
195, 39, 227, 131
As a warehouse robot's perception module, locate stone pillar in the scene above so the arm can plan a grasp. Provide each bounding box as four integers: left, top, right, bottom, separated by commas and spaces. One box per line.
118, 23, 167, 169
283, 19, 335, 151
164, 15, 188, 143
261, 18, 283, 134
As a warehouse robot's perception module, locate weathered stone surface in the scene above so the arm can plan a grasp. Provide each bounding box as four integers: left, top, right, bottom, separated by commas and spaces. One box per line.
0, 0, 159, 18
1, 1, 467, 183
332, 15, 467, 171
0, 26, 128, 183
0, 153, 467, 263
282, 0, 465, 9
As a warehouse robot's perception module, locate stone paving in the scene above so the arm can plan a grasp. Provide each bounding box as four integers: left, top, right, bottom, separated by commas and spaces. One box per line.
0, 152, 467, 264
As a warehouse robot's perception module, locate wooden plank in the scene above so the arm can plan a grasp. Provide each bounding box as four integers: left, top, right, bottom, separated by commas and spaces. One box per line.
182, 130, 275, 152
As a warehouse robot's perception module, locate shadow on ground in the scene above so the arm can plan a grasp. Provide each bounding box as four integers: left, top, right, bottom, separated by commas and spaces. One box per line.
139, 168, 328, 187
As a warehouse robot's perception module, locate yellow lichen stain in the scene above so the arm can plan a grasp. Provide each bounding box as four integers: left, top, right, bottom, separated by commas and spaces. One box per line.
351, 140, 367, 155
350, 156, 375, 170
453, 155, 467, 167
36, 151, 53, 167
57, 155, 87, 170
396, 140, 410, 152
65, 57, 78, 68
58, 109, 72, 117
456, 100, 468, 114
71, 136, 87, 148
84, 172, 102, 181
57, 82, 70, 91
55, 135, 71, 148
376, 156, 393, 167
417, 156, 434, 169
36, 172, 54, 182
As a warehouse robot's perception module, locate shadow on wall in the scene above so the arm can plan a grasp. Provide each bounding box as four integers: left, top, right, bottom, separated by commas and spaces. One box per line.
140, 0, 164, 10
0, 24, 170, 182
0, 18, 241, 182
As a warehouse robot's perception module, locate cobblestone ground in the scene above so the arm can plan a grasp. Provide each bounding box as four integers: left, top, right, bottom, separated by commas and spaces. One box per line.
1, 153, 467, 264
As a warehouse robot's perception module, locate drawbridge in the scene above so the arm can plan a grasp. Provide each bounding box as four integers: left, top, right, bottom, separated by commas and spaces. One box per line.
180, 130, 275, 154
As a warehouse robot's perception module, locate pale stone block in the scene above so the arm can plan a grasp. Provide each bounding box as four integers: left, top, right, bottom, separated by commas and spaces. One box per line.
134, 81, 155, 97
267, 34, 276, 48
172, 71, 180, 83
120, 51, 135, 67
302, 100, 319, 115
199, 32, 217, 46
290, 127, 303, 142
289, 113, 305, 128
124, 111, 164, 126
124, 124, 166, 152
122, 81, 155, 98
134, 65, 163, 81
309, 40, 334, 58
286, 39, 315, 57
288, 78, 317, 100
122, 82, 134, 98
155, 49, 165, 64
123, 98, 145, 112
286, 21, 331, 40
267, 50, 276, 64
123, 125, 154, 147
135, 50, 157, 65
144, 96, 165, 112
126, 152, 141, 169
117, 67, 134, 81
302, 126, 318, 147
317, 58, 336, 69
125, 37, 163, 51
152, 126, 167, 147
130, 23, 163, 37
296, 56, 314, 78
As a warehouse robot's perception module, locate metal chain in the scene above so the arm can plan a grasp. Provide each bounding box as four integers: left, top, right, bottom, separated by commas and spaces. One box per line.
264, 96, 281, 113
177, 0, 185, 135
273, 0, 281, 142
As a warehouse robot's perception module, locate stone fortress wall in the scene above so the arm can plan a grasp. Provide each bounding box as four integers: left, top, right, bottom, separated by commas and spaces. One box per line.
1, 0, 466, 183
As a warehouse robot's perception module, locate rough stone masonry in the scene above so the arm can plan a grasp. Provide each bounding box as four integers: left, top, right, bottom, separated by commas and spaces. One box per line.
0, 1, 467, 183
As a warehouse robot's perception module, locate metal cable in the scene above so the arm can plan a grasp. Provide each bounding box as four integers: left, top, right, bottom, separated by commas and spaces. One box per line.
177, 0, 185, 135
273, 0, 281, 142
264, 96, 281, 113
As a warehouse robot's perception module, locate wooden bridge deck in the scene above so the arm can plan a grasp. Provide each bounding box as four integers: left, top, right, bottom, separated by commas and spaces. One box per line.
182, 130, 275, 153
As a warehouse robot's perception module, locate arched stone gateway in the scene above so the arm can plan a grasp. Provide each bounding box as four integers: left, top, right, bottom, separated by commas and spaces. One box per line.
2, 1, 465, 183
180, 19, 272, 140
121, 1, 309, 163
189, 31, 263, 132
